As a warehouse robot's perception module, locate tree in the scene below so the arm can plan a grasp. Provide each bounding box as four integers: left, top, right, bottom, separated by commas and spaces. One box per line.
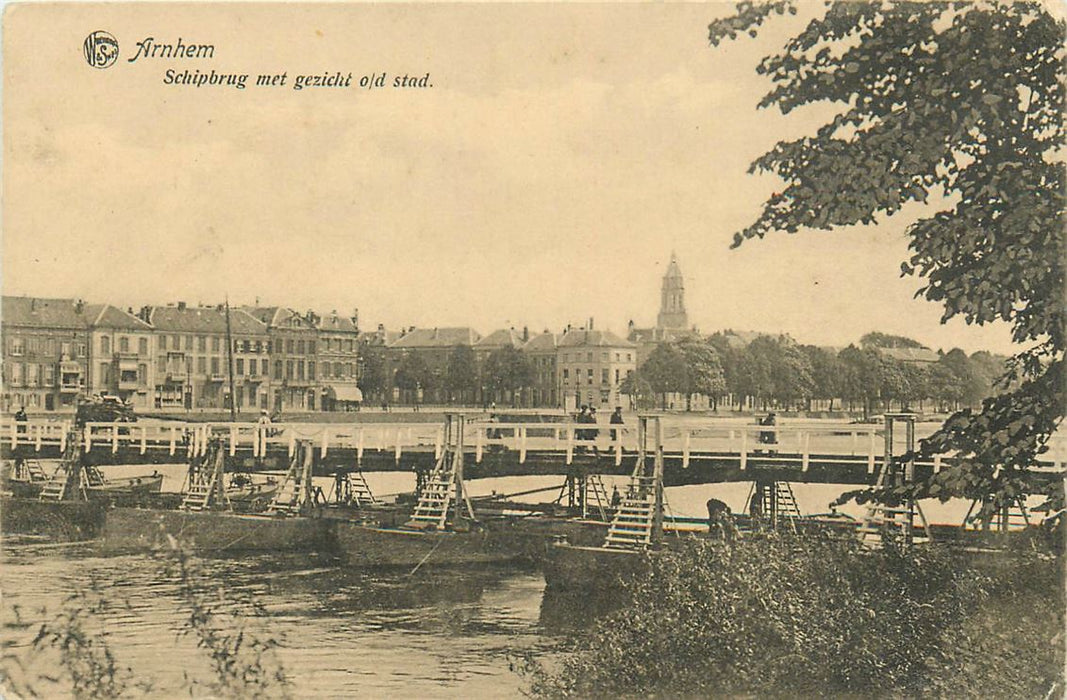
482, 346, 532, 407
619, 370, 654, 410
393, 351, 433, 404
357, 343, 387, 402
710, 1, 1065, 513
676, 339, 727, 410
801, 344, 842, 411
859, 332, 926, 350
641, 344, 689, 409
443, 345, 478, 404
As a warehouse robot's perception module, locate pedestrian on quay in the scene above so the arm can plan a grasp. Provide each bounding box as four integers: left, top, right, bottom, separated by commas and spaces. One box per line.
14, 406, 28, 436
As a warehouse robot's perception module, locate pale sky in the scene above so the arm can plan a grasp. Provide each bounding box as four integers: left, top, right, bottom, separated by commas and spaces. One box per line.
2, 3, 1018, 354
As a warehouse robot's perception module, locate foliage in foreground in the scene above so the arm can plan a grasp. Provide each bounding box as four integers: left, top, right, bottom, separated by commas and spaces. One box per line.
523, 535, 1064, 699
707, 0, 1065, 515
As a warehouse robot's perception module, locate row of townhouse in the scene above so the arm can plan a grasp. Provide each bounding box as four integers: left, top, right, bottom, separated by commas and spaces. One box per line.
1, 297, 362, 413
379, 322, 638, 409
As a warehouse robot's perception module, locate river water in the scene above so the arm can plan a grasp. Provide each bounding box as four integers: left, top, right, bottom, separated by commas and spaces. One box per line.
1, 541, 574, 697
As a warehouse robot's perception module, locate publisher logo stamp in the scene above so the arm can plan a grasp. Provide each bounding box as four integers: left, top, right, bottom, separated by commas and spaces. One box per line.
83, 31, 119, 69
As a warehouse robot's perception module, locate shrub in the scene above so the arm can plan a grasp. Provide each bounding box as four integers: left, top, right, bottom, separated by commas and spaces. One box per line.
524, 534, 1063, 698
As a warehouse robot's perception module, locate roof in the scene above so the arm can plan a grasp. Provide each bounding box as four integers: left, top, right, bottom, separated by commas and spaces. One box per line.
88, 304, 153, 331
628, 326, 701, 344
148, 305, 267, 335
664, 251, 683, 280
316, 312, 359, 334
388, 327, 481, 349
558, 328, 634, 348
2, 296, 91, 330
880, 347, 940, 364
475, 328, 525, 349
242, 306, 314, 330
523, 331, 559, 353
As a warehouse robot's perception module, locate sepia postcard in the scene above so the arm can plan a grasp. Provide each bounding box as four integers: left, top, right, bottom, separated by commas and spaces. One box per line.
1, 2, 1063, 698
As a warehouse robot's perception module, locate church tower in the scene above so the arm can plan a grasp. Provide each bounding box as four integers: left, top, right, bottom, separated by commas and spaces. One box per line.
656, 252, 688, 330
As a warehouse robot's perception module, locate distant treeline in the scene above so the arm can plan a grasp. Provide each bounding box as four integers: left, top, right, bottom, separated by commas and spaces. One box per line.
624, 331, 1009, 415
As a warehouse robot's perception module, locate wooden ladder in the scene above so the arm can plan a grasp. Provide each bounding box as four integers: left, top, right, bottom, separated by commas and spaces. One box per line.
38, 428, 84, 502
582, 473, 610, 521
181, 439, 228, 512
964, 496, 1031, 532
269, 440, 315, 516
858, 413, 932, 548
603, 416, 664, 550
406, 414, 474, 530
333, 466, 379, 507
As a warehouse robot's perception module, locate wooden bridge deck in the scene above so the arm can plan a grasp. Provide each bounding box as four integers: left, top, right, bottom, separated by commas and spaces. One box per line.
3, 418, 1064, 489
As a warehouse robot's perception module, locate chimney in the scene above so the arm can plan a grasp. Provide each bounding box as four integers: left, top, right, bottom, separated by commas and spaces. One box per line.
75, 299, 84, 314
433, 327, 439, 340
30, 298, 36, 312
628, 319, 635, 330
588, 317, 594, 330
177, 301, 187, 311
352, 308, 359, 328
377, 323, 385, 333
522, 325, 529, 342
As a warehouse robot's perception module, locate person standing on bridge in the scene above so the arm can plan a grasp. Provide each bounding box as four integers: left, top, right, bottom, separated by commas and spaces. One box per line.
609, 406, 624, 442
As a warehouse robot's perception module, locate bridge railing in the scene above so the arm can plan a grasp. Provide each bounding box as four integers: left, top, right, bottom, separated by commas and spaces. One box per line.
3, 418, 1064, 473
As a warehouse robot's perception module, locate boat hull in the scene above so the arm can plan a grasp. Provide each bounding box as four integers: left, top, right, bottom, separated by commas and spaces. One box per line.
0, 496, 107, 540
542, 543, 654, 590
332, 521, 522, 569
101, 507, 332, 554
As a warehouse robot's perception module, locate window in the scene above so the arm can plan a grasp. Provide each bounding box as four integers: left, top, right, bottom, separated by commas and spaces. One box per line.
286, 340, 294, 354
61, 342, 72, 357
211, 336, 220, 352
27, 338, 38, 354
236, 359, 244, 376
100, 336, 110, 354
308, 341, 316, 354
626, 353, 632, 362
158, 335, 166, 350
346, 362, 355, 378
77, 342, 87, 358
563, 368, 569, 381
171, 335, 180, 350
587, 368, 593, 385
586, 352, 593, 362
346, 339, 354, 353
274, 361, 283, 380
267, 341, 273, 353
119, 336, 130, 353
138, 364, 147, 386
10, 338, 24, 356
197, 336, 207, 352
308, 362, 315, 381
100, 363, 110, 384
249, 359, 257, 377
262, 359, 270, 376
210, 357, 220, 375
185, 335, 193, 351
334, 361, 343, 378
44, 365, 54, 385
615, 353, 620, 362
601, 352, 608, 361
138, 337, 148, 355
615, 369, 620, 383
297, 361, 305, 381
602, 368, 609, 384
297, 340, 305, 355
157, 357, 166, 373
197, 357, 207, 374
286, 360, 293, 379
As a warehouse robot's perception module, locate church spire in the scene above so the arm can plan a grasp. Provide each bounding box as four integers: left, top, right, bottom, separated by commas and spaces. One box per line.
657, 253, 687, 330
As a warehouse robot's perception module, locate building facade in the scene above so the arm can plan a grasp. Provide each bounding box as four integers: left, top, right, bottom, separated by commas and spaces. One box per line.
523, 330, 559, 408
316, 310, 362, 410
244, 307, 319, 411
1, 297, 91, 412
557, 327, 636, 410
88, 305, 155, 409
145, 303, 270, 411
